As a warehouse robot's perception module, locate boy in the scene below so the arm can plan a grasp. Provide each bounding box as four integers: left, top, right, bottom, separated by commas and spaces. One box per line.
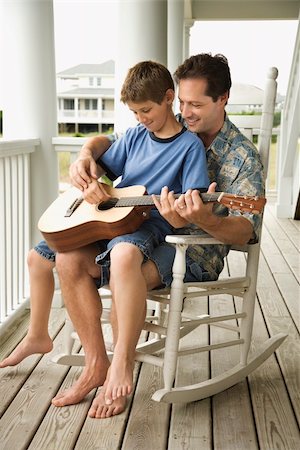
1, 61, 209, 412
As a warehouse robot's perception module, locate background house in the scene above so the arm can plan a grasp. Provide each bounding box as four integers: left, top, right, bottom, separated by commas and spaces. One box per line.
57, 60, 115, 134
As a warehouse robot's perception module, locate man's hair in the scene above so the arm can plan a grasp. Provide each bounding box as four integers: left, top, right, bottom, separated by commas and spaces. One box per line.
174, 53, 232, 102
120, 60, 174, 104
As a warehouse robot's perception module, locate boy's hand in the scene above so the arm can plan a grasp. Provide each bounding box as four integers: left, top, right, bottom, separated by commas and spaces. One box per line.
152, 186, 188, 228
82, 179, 111, 204
70, 155, 99, 190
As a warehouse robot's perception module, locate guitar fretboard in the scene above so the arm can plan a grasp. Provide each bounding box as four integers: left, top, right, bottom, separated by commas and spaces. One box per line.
115, 193, 221, 208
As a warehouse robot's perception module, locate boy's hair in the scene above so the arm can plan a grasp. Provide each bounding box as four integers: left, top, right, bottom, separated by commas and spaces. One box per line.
174, 53, 232, 102
120, 61, 174, 104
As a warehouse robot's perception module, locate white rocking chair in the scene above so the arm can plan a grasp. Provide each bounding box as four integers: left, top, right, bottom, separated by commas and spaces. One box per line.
53, 67, 287, 403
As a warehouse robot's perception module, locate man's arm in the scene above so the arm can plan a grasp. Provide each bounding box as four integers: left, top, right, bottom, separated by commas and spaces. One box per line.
69, 135, 112, 190
175, 184, 254, 246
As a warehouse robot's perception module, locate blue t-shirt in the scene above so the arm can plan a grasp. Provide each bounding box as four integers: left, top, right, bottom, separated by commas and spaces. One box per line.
100, 123, 209, 195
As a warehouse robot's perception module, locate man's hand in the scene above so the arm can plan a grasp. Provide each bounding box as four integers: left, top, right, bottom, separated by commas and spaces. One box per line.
174, 182, 218, 229
82, 179, 111, 204
152, 186, 188, 228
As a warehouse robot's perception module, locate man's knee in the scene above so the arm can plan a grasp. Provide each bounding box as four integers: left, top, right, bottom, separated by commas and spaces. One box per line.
27, 248, 54, 273
142, 260, 162, 290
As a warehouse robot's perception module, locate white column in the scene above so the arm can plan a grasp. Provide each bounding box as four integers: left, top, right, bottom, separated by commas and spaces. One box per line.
114, 0, 168, 132
184, 19, 195, 59
167, 0, 185, 76
0, 0, 58, 246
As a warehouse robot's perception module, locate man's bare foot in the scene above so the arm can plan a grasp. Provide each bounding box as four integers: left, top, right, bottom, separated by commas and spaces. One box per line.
104, 357, 134, 405
52, 360, 110, 407
88, 387, 126, 419
0, 335, 53, 368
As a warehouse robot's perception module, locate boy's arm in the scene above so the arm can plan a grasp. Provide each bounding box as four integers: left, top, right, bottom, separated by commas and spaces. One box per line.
70, 135, 113, 190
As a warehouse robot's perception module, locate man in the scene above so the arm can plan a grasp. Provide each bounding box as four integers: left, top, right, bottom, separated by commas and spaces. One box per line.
49, 54, 264, 419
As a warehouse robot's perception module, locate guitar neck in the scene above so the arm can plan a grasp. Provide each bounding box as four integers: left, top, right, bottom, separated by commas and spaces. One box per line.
115, 192, 221, 208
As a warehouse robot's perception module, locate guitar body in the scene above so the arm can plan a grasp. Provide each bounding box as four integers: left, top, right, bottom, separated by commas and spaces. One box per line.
38, 185, 150, 252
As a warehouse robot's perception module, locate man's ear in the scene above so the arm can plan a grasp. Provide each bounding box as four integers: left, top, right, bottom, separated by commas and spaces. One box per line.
219, 91, 229, 106
165, 88, 175, 104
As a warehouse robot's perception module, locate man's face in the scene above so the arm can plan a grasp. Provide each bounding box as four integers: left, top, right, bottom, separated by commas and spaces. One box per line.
178, 78, 227, 135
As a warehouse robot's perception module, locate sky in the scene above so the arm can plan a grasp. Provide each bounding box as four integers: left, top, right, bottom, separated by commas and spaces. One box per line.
53, 1, 299, 96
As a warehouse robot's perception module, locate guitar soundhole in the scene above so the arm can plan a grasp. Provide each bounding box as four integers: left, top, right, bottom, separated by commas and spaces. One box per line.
96, 198, 119, 211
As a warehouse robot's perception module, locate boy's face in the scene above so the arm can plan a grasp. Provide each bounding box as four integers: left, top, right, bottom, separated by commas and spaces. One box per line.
178, 78, 228, 134
127, 94, 171, 133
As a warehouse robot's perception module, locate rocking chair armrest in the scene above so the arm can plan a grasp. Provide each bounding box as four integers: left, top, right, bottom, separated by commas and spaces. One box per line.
165, 234, 224, 246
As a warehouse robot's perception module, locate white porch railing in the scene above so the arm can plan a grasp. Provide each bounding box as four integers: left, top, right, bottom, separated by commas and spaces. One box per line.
52, 130, 280, 193
0, 139, 40, 337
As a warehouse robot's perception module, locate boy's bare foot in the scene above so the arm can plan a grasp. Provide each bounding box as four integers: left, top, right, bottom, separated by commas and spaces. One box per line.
0, 335, 53, 368
52, 360, 110, 407
88, 387, 126, 419
104, 357, 134, 405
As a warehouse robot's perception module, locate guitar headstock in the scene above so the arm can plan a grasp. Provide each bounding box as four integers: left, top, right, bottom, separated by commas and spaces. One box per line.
218, 193, 266, 214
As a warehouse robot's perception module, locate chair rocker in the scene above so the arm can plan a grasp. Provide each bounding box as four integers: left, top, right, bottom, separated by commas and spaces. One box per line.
53, 67, 287, 404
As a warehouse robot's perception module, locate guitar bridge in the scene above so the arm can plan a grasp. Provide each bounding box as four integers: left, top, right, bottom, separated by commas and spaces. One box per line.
64, 197, 83, 217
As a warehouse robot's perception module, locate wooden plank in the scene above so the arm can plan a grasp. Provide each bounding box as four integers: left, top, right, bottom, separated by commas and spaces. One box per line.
0, 325, 80, 449
263, 209, 299, 281
28, 352, 95, 450
256, 253, 300, 423
74, 328, 149, 449
274, 273, 300, 331
0, 310, 30, 359
248, 305, 300, 450
74, 363, 141, 450
206, 255, 258, 450
229, 249, 300, 430
210, 292, 259, 450
168, 297, 212, 450
122, 362, 170, 450
0, 308, 66, 417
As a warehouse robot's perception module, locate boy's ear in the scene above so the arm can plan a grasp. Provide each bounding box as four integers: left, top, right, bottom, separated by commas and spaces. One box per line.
165, 88, 175, 104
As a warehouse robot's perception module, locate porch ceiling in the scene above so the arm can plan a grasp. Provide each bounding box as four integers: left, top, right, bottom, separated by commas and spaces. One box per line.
189, 0, 300, 20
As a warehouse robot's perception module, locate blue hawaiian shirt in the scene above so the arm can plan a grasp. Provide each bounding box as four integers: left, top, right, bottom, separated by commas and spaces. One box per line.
175, 114, 265, 279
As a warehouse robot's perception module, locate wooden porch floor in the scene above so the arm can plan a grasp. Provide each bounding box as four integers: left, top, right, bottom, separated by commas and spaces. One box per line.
0, 197, 299, 450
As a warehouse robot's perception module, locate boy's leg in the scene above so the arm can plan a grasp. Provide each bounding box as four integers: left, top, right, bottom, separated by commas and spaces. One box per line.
0, 248, 55, 367
102, 242, 147, 403
88, 256, 162, 419
52, 244, 110, 407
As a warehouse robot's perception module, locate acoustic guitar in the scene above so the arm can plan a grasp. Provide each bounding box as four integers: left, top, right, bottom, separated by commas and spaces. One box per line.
38, 184, 266, 252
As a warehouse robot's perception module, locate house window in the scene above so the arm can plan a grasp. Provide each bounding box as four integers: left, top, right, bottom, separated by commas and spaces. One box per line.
63, 99, 74, 110
97, 77, 101, 86
84, 99, 98, 110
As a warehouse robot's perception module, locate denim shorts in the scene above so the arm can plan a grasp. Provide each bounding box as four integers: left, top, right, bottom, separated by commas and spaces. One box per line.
149, 242, 212, 287
34, 219, 211, 289
96, 217, 172, 287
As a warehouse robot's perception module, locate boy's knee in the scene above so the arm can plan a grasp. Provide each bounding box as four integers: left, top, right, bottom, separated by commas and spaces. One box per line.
110, 243, 142, 271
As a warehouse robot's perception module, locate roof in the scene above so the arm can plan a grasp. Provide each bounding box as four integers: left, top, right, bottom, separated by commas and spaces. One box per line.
57, 60, 115, 77
57, 87, 114, 97
229, 83, 264, 105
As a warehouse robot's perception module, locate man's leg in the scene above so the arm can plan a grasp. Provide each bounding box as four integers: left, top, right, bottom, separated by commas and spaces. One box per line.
52, 244, 110, 407
0, 249, 55, 367
88, 254, 162, 419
